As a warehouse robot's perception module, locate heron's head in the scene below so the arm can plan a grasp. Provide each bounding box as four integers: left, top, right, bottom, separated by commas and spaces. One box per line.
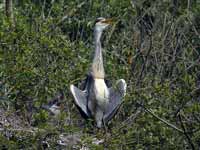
94, 17, 113, 32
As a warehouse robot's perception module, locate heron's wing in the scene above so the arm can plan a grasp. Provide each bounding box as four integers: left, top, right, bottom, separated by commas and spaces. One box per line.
70, 84, 90, 117
104, 79, 127, 123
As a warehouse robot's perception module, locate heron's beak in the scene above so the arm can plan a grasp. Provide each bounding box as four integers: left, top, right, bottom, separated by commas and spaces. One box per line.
102, 18, 114, 25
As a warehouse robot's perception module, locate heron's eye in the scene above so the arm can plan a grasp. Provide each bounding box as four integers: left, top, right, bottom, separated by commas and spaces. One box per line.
95, 19, 102, 24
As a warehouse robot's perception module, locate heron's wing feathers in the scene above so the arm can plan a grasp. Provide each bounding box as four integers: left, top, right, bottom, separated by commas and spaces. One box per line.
70, 85, 90, 117
104, 79, 127, 123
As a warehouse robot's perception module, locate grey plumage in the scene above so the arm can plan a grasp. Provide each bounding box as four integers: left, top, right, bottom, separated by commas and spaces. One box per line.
41, 91, 64, 115
70, 17, 127, 128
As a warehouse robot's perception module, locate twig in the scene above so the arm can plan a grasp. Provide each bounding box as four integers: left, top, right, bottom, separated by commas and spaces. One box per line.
41, 0, 46, 19
178, 114, 195, 150
136, 34, 152, 85
137, 103, 184, 133
111, 107, 142, 138
118, 107, 142, 130
105, 50, 127, 65
187, 16, 200, 38
0, 127, 43, 134
46, 0, 55, 19
130, 0, 157, 30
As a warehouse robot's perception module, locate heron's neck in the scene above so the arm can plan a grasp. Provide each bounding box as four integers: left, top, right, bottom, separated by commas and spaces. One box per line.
91, 28, 105, 79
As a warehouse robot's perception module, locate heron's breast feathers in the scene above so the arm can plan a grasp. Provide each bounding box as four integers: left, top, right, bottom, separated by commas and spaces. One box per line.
94, 79, 109, 108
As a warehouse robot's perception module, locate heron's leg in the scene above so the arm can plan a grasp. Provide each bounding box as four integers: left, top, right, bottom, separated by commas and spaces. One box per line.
102, 118, 108, 134
95, 109, 104, 128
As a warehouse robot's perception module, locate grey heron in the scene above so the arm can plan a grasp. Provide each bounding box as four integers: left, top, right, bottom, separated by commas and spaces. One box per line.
70, 17, 127, 128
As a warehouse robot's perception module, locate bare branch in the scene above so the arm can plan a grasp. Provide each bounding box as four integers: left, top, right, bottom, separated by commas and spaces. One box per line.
178, 114, 195, 150
137, 103, 184, 133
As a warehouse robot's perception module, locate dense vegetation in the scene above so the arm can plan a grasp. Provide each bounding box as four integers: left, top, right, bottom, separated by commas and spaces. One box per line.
0, 0, 200, 149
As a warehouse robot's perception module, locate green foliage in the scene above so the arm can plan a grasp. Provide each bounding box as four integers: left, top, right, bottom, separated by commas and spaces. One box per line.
0, 0, 200, 149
